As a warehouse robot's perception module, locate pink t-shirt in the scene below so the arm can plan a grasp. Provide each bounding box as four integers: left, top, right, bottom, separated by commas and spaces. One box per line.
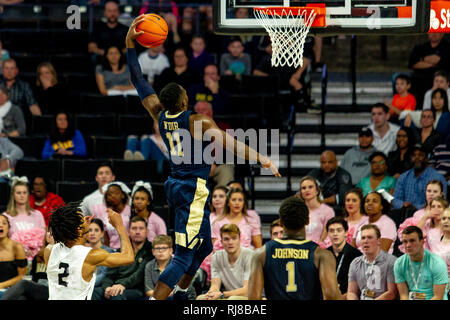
211, 210, 261, 249
354, 214, 397, 254
3, 210, 46, 235
305, 203, 335, 244
92, 204, 131, 250
428, 237, 450, 280
147, 211, 167, 242
347, 215, 369, 242
413, 208, 426, 220
423, 221, 443, 251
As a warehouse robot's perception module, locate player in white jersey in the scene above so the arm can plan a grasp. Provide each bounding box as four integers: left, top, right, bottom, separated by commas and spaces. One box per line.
44, 201, 134, 300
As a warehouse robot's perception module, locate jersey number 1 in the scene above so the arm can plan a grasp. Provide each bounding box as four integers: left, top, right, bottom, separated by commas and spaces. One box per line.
286, 261, 297, 292
166, 132, 183, 156
58, 262, 69, 287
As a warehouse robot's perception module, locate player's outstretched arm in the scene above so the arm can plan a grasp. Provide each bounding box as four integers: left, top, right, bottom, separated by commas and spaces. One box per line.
85, 209, 134, 269
126, 15, 164, 122
191, 114, 281, 177
314, 247, 343, 300
247, 246, 266, 300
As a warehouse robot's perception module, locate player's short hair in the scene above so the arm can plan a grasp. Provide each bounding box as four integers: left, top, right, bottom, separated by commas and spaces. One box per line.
326, 217, 348, 232
129, 215, 147, 228
371, 102, 389, 114
433, 70, 449, 82
160, 82, 185, 114
220, 223, 241, 238
152, 235, 173, 248
270, 219, 282, 234
402, 225, 423, 240
394, 73, 411, 84
360, 224, 381, 239
278, 196, 309, 231
49, 201, 84, 245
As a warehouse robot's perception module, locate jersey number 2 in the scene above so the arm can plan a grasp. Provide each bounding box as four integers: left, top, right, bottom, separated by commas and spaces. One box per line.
166, 132, 183, 156
58, 262, 69, 287
285, 261, 297, 292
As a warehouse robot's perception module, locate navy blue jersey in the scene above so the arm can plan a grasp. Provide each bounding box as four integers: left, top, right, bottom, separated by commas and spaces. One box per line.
263, 239, 323, 300
159, 110, 211, 181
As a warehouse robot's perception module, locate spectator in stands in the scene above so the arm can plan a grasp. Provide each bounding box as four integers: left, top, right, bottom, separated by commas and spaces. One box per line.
430, 88, 450, 138
392, 143, 447, 210
0, 214, 27, 299
384, 74, 416, 119
3, 177, 46, 261
144, 235, 196, 300
92, 182, 131, 250
29, 176, 65, 227
92, 216, 153, 300
348, 224, 397, 300
130, 181, 167, 242
0, 136, 23, 179
0, 228, 52, 300
197, 224, 251, 300
211, 188, 262, 250
188, 64, 228, 115
33, 62, 68, 116
394, 226, 448, 300
180, 1, 213, 38
194, 101, 230, 131
96, 45, 137, 96
0, 40, 9, 74
356, 151, 396, 196
88, 1, 128, 65
307, 150, 353, 211
124, 120, 168, 167
368, 103, 400, 156
154, 47, 200, 94
352, 192, 397, 254
0, 58, 41, 118
429, 136, 450, 181
138, 45, 170, 86
387, 127, 416, 179
412, 180, 445, 221
41, 111, 87, 160
297, 175, 335, 245
85, 218, 115, 287
0, 84, 26, 137
270, 219, 283, 240
188, 36, 214, 77
220, 37, 251, 78
409, 33, 450, 106
225, 181, 261, 218
209, 186, 228, 224
139, 0, 181, 44
342, 189, 369, 243
326, 217, 362, 298
81, 163, 116, 216
428, 208, 450, 289
341, 127, 378, 186
422, 70, 450, 110
416, 196, 447, 251
406, 109, 442, 155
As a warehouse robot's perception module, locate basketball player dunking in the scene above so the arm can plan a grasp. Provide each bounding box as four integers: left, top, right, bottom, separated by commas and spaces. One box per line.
126, 16, 281, 300
44, 202, 134, 300
248, 196, 343, 300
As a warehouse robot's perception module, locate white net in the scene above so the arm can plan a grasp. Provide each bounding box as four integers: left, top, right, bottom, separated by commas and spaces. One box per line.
254, 7, 317, 68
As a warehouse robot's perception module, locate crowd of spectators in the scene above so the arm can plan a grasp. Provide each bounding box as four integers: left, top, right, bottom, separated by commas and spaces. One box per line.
0, 0, 449, 301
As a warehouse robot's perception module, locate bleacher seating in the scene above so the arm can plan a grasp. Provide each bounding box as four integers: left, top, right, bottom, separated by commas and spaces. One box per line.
14, 159, 61, 183
75, 113, 117, 136
61, 159, 112, 182
111, 159, 162, 184
56, 181, 98, 203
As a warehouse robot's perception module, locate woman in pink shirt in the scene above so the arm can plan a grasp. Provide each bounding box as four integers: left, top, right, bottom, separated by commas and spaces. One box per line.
417, 196, 448, 250
3, 178, 46, 261
211, 188, 262, 250
209, 186, 228, 225
130, 181, 167, 242
413, 180, 444, 220
429, 208, 450, 285
91, 182, 131, 250
352, 191, 397, 254
343, 189, 369, 243
297, 176, 335, 246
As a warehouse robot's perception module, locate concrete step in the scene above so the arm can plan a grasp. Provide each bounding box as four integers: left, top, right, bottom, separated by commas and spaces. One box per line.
295, 112, 371, 126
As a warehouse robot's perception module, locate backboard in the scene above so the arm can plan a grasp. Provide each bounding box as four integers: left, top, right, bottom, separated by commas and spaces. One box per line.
213, 0, 431, 35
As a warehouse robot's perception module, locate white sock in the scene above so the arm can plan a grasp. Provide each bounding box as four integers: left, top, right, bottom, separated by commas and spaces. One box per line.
174, 285, 189, 293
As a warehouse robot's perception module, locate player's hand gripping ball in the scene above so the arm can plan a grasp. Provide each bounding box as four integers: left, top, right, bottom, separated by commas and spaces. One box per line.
136, 13, 168, 48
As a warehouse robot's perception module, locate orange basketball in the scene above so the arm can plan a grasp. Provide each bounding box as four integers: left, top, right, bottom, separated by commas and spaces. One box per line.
136, 14, 168, 48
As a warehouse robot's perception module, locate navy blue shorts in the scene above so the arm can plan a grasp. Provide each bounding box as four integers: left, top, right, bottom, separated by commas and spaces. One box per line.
164, 176, 211, 249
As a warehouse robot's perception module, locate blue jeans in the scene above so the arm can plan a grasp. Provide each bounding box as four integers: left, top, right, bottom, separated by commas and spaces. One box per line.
92, 287, 144, 300
126, 135, 166, 173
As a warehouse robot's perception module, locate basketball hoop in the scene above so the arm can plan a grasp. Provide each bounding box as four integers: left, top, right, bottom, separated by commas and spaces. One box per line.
254, 6, 326, 68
